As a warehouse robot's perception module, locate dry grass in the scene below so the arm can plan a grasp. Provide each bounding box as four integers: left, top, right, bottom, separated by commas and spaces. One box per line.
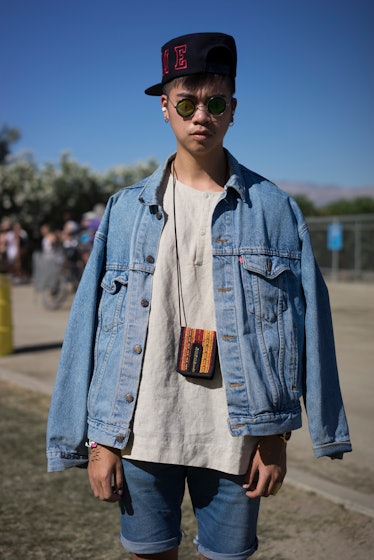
0, 381, 197, 559
1, 380, 373, 559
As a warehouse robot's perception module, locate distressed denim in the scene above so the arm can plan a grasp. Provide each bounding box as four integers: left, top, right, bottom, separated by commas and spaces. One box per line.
118, 460, 260, 559
47, 150, 351, 471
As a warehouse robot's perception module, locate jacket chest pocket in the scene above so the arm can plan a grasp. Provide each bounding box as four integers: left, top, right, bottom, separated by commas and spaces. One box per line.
99, 270, 129, 332
240, 255, 290, 323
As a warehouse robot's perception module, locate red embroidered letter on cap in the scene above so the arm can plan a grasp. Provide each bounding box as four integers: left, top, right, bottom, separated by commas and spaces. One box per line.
174, 44, 187, 70
162, 49, 169, 77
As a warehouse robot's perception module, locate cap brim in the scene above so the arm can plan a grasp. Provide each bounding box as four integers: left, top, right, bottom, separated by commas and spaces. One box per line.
145, 82, 164, 96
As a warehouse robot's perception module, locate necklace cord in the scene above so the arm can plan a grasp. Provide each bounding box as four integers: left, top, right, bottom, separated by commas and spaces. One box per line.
172, 162, 187, 327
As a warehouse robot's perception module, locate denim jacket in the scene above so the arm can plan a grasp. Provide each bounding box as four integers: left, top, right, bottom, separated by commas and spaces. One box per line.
47, 151, 351, 471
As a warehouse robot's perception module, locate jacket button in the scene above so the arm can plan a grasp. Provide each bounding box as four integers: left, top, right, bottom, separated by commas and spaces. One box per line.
125, 394, 134, 403
133, 345, 142, 354
156, 212, 162, 220
140, 299, 149, 307
146, 255, 155, 263
116, 435, 125, 443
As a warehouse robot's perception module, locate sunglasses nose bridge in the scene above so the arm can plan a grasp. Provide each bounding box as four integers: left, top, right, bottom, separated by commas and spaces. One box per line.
193, 103, 210, 116
191, 104, 212, 117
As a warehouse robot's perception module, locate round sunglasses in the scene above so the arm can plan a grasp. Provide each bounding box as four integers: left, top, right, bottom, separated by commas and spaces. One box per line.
169, 96, 230, 118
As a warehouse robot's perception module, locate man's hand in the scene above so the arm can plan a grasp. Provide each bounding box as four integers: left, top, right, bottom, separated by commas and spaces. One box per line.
243, 435, 287, 498
87, 444, 124, 502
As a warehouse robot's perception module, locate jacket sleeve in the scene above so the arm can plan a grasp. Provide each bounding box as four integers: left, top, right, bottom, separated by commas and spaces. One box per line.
46, 203, 111, 472
299, 221, 352, 459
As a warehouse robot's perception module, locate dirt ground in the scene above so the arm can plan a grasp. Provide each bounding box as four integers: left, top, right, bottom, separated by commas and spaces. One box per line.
1, 380, 373, 560
0, 281, 373, 559
286, 282, 374, 496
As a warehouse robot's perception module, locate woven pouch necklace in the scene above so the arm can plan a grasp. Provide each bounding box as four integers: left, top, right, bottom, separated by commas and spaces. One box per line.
172, 162, 217, 380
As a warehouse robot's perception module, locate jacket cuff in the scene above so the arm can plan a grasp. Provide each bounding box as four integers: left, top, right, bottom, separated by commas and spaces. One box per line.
47, 451, 89, 472
313, 441, 352, 459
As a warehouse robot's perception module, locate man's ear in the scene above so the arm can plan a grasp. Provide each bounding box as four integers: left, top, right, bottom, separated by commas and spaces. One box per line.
231, 97, 237, 115
161, 95, 169, 119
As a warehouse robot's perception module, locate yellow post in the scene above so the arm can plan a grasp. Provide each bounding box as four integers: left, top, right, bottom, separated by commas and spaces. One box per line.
0, 274, 13, 356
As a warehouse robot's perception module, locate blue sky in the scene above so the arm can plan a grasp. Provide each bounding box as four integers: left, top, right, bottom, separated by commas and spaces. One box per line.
2, 0, 373, 187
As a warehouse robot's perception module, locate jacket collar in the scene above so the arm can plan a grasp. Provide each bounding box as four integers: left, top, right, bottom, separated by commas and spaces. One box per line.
224, 149, 248, 202
138, 149, 248, 205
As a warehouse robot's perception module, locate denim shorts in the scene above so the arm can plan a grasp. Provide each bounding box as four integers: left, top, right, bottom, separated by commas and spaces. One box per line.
119, 459, 260, 560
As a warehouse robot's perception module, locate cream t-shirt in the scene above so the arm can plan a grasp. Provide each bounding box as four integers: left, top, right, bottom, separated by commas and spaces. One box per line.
122, 174, 259, 474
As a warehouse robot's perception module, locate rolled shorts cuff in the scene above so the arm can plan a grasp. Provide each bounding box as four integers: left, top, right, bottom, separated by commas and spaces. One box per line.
120, 531, 182, 555
194, 536, 259, 560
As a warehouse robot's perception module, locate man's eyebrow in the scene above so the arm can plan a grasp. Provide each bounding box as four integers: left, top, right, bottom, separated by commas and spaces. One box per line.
174, 91, 228, 99
174, 91, 197, 98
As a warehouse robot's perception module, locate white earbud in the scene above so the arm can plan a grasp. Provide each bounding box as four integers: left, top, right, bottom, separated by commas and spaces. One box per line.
162, 106, 169, 123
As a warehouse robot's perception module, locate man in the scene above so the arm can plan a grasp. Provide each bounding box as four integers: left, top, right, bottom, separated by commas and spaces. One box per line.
47, 33, 351, 560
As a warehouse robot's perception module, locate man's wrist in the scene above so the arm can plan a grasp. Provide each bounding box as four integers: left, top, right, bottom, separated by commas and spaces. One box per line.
257, 432, 292, 448
277, 432, 292, 444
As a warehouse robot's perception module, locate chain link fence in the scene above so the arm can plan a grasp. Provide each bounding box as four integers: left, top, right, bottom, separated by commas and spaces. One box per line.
307, 214, 374, 282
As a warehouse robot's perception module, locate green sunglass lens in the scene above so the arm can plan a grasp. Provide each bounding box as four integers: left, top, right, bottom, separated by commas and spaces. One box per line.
176, 99, 195, 117
208, 97, 226, 115
175, 97, 227, 117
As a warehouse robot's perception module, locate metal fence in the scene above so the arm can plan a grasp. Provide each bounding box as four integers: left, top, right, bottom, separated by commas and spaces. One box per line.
307, 214, 374, 282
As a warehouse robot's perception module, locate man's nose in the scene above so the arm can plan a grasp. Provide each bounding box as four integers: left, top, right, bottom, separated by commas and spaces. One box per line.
192, 105, 210, 121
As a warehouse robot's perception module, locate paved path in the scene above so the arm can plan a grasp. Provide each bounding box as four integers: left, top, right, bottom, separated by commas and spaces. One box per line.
1, 281, 373, 518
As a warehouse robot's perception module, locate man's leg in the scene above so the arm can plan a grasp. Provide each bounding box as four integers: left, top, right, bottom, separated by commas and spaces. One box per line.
132, 549, 178, 560
188, 467, 260, 559
120, 460, 185, 558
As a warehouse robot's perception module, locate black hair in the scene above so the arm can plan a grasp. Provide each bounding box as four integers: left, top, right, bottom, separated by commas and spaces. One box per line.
163, 73, 235, 96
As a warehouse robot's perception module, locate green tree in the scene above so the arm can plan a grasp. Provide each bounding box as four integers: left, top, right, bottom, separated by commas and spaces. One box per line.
0, 124, 21, 164
321, 197, 374, 216
293, 195, 318, 217
39, 152, 105, 229
101, 158, 158, 198
1, 148, 159, 236
0, 152, 43, 234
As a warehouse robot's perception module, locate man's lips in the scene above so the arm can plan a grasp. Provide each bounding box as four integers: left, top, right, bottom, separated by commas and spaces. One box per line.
190, 129, 211, 139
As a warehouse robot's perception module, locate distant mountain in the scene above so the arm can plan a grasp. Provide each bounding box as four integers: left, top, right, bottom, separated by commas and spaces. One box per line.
276, 181, 374, 207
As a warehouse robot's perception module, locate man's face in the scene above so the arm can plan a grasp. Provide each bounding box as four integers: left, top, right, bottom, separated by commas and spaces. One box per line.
161, 77, 237, 158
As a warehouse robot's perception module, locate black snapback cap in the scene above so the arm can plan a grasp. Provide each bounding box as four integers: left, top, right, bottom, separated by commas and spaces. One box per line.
145, 32, 237, 96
